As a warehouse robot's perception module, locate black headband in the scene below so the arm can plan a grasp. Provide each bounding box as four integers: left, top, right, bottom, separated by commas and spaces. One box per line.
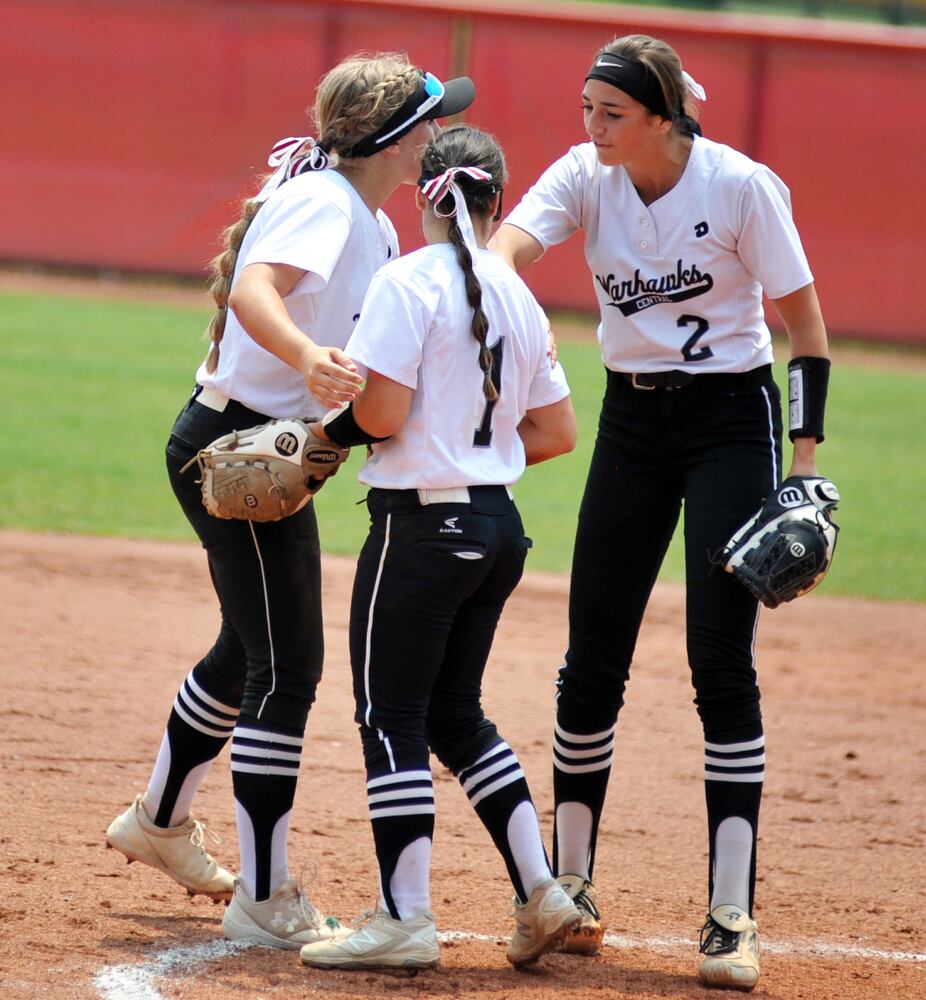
585, 54, 672, 119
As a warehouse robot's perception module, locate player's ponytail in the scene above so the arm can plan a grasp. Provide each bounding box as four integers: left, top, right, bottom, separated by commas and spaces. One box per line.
449, 215, 496, 401
204, 198, 262, 374
420, 125, 508, 401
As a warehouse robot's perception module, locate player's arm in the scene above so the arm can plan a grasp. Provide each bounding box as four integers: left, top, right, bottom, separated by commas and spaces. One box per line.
488, 225, 544, 273
351, 370, 413, 438
308, 369, 411, 447
229, 261, 363, 407
488, 226, 559, 364
769, 281, 830, 479
517, 396, 577, 466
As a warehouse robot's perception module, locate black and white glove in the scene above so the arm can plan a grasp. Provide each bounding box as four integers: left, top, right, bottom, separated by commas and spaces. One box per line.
718, 476, 840, 609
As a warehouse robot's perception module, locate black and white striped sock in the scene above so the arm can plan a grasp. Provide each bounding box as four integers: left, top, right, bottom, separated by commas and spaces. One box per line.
144, 665, 239, 828
366, 768, 435, 920
231, 721, 303, 901
704, 732, 765, 914
458, 740, 550, 903
552, 720, 615, 879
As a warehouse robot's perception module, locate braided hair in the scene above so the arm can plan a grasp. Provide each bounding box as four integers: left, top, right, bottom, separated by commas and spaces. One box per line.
419, 124, 508, 401
203, 52, 421, 374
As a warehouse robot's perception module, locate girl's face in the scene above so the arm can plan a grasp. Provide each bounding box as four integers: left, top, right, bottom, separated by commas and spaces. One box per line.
582, 78, 668, 166
396, 119, 440, 184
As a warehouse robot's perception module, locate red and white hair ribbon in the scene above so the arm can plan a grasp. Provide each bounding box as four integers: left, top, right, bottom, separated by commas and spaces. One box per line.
256, 136, 330, 202
420, 166, 492, 207
420, 166, 493, 253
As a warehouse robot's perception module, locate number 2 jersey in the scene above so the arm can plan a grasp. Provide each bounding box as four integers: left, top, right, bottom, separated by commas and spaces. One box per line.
344, 243, 570, 490
504, 136, 813, 374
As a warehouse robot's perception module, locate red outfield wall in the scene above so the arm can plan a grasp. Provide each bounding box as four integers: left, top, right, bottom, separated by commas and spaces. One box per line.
3, 0, 926, 343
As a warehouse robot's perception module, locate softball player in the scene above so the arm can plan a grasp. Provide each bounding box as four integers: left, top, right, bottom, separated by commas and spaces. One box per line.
105, 54, 475, 950
491, 33, 832, 990
298, 124, 580, 971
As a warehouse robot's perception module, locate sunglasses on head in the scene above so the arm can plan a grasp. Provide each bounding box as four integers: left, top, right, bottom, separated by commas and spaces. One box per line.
373, 72, 445, 148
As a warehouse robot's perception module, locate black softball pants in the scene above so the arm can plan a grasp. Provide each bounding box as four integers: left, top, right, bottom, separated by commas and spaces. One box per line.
557, 365, 782, 734
166, 388, 324, 734
349, 486, 530, 775
553, 366, 781, 902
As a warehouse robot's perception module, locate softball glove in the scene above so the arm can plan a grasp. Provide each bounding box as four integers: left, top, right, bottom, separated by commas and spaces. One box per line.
718, 475, 840, 609
183, 419, 348, 522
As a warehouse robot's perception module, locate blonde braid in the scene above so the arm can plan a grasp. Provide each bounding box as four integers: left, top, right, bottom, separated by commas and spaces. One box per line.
204, 197, 262, 374
315, 58, 420, 155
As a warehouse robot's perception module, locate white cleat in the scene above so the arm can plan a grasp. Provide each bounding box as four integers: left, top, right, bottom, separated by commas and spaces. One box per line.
105, 794, 234, 902
698, 903, 760, 991
300, 909, 440, 970
222, 878, 349, 950
556, 873, 604, 955
508, 878, 581, 968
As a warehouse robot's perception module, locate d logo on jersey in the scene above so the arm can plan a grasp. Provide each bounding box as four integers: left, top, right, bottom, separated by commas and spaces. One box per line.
274, 432, 299, 457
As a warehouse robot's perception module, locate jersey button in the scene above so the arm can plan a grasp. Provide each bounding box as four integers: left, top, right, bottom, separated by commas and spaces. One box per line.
641, 219, 649, 227
640, 240, 649, 249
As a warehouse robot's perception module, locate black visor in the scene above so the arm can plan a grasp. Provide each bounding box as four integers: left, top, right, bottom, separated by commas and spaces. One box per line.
340, 72, 475, 159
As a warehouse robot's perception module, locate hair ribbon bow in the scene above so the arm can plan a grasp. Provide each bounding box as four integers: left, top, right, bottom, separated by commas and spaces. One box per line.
421, 166, 493, 254
255, 136, 330, 202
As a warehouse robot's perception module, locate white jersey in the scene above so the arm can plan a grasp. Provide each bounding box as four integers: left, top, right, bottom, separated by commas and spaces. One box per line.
504, 136, 813, 374
344, 243, 570, 489
196, 169, 399, 418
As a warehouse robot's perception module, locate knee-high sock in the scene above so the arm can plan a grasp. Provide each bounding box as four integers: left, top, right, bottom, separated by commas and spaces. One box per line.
143, 663, 240, 828
366, 769, 435, 920
231, 719, 303, 901
459, 741, 551, 903
552, 719, 615, 880
704, 730, 764, 914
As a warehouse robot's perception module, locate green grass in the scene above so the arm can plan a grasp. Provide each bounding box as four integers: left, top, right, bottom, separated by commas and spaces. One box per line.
3, 289, 924, 602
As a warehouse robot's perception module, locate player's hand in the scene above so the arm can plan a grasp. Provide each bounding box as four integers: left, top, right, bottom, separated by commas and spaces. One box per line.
302, 345, 363, 407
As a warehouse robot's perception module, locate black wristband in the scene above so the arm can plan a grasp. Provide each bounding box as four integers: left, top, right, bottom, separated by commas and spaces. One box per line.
787, 356, 830, 443
322, 402, 390, 448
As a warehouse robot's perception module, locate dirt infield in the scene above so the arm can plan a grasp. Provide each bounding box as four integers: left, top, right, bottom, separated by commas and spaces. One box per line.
0, 529, 923, 1000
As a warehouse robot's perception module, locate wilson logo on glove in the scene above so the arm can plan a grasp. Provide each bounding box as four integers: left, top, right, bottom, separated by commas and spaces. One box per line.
776, 486, 805, 508
274, 432, 300, 456
182, 418, 349, 522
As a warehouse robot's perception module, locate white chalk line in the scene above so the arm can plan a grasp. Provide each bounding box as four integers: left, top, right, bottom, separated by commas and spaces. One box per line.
93, 929, 926, 999
93, 940, 252, 1000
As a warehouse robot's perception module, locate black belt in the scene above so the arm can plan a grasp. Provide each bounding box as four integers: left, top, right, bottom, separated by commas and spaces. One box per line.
613, 365, 772, 392
621, 370, 693, 390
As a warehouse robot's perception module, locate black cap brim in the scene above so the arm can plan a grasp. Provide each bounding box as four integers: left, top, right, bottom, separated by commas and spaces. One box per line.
426, 76, 475, 120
